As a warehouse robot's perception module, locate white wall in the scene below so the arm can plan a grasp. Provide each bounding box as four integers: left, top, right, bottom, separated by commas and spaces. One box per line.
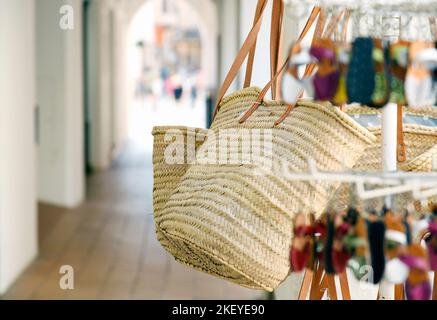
36, 0, 84, 207
218, 0, 240, 92
239, 0, 272, 90
0, 0, 37, 294
87, 0, 128, 170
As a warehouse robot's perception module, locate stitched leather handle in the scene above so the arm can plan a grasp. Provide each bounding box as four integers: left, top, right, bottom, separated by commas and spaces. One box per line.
240, 9, 350, 125
213, 2, 320, 119
213, 0, 269, 119
239, 7, 328, 124
397, 104, 406, 163
214, 0, 286, 119
270, 0, 284, 100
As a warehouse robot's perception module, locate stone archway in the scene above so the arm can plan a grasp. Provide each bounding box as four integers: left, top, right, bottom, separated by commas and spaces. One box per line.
125, 0, 219, 89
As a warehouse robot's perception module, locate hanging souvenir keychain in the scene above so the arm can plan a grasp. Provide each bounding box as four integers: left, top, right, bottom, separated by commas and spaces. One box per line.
346, 37, 376, 106
388, 40, 410, 105
383, 209, 410, 284
310, 38, 340, 101
345, 207, 368, 280
290, 212, 316, 272
405, 42, 437, 108
366, 208, 386, 284
281, 44, 318, 104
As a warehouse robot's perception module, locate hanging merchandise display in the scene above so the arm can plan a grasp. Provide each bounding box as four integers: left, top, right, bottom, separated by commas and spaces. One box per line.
152, 0, 437, 299
153, 2, 376, 291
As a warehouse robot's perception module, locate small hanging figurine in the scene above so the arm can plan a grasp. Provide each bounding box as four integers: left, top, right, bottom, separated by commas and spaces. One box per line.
400, 244, 432, 300
309, 38, 340, 101
290, 213, 316, 272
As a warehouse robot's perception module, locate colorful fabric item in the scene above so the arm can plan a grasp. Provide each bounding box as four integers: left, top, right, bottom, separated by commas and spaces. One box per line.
370, 39, 390, 108
332, 45, 350, 105
389, 40, 410, 104
346, 37, 375, 105
332, 215, 352, 274
310, 39, 340, 101
401, 244, 432, 300
366, 216, 386, 284
345, 208, 368, 280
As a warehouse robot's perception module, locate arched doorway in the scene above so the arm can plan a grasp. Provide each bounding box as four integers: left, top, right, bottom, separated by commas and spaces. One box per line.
125, 0, 218, 152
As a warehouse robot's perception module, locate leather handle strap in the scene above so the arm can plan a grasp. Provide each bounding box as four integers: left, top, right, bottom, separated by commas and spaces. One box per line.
397, 104, 407, 163
213, 0, 269, 119
270, 0, 284, 100
239, 7, 327, 124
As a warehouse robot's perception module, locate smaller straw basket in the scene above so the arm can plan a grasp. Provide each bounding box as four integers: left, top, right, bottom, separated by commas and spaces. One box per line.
332, 105, 437, 211
152, 87, 376, 291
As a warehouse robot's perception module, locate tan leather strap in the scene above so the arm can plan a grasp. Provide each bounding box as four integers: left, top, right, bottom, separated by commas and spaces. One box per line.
239, 7, 324, 124
339, 271, 351, 300
213, 0, 269, 119
274, 10, 349, 125
342, 10, 351, 42
394, 283, 405, 300
298, 269, 313, 300
397, 104, 406, 163
215, 0, 285, 118
244, 0, 269, 88
270, 0, 284, 100
323, 10, 345, 39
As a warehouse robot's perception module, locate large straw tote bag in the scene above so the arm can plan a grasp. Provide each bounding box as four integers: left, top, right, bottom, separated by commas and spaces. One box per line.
153, 3, 376, 291
155, 92, 376, 291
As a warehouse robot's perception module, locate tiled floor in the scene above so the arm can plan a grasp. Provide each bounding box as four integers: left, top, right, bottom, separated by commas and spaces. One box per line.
2, 99, 263, 300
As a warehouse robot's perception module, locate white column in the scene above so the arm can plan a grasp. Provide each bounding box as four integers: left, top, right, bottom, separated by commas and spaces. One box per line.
0, 0, 37, 294
36, 0, 84, 207
239, 0, 272, 90
87, 0, 115, 170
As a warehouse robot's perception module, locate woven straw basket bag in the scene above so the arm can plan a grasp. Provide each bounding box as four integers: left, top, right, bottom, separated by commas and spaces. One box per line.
153, 3, 377, 291
154, 93, 375, 291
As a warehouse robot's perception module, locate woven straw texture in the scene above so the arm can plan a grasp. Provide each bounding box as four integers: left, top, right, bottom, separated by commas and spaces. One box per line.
153, 87, 376, 291
152, 126, 208, 215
